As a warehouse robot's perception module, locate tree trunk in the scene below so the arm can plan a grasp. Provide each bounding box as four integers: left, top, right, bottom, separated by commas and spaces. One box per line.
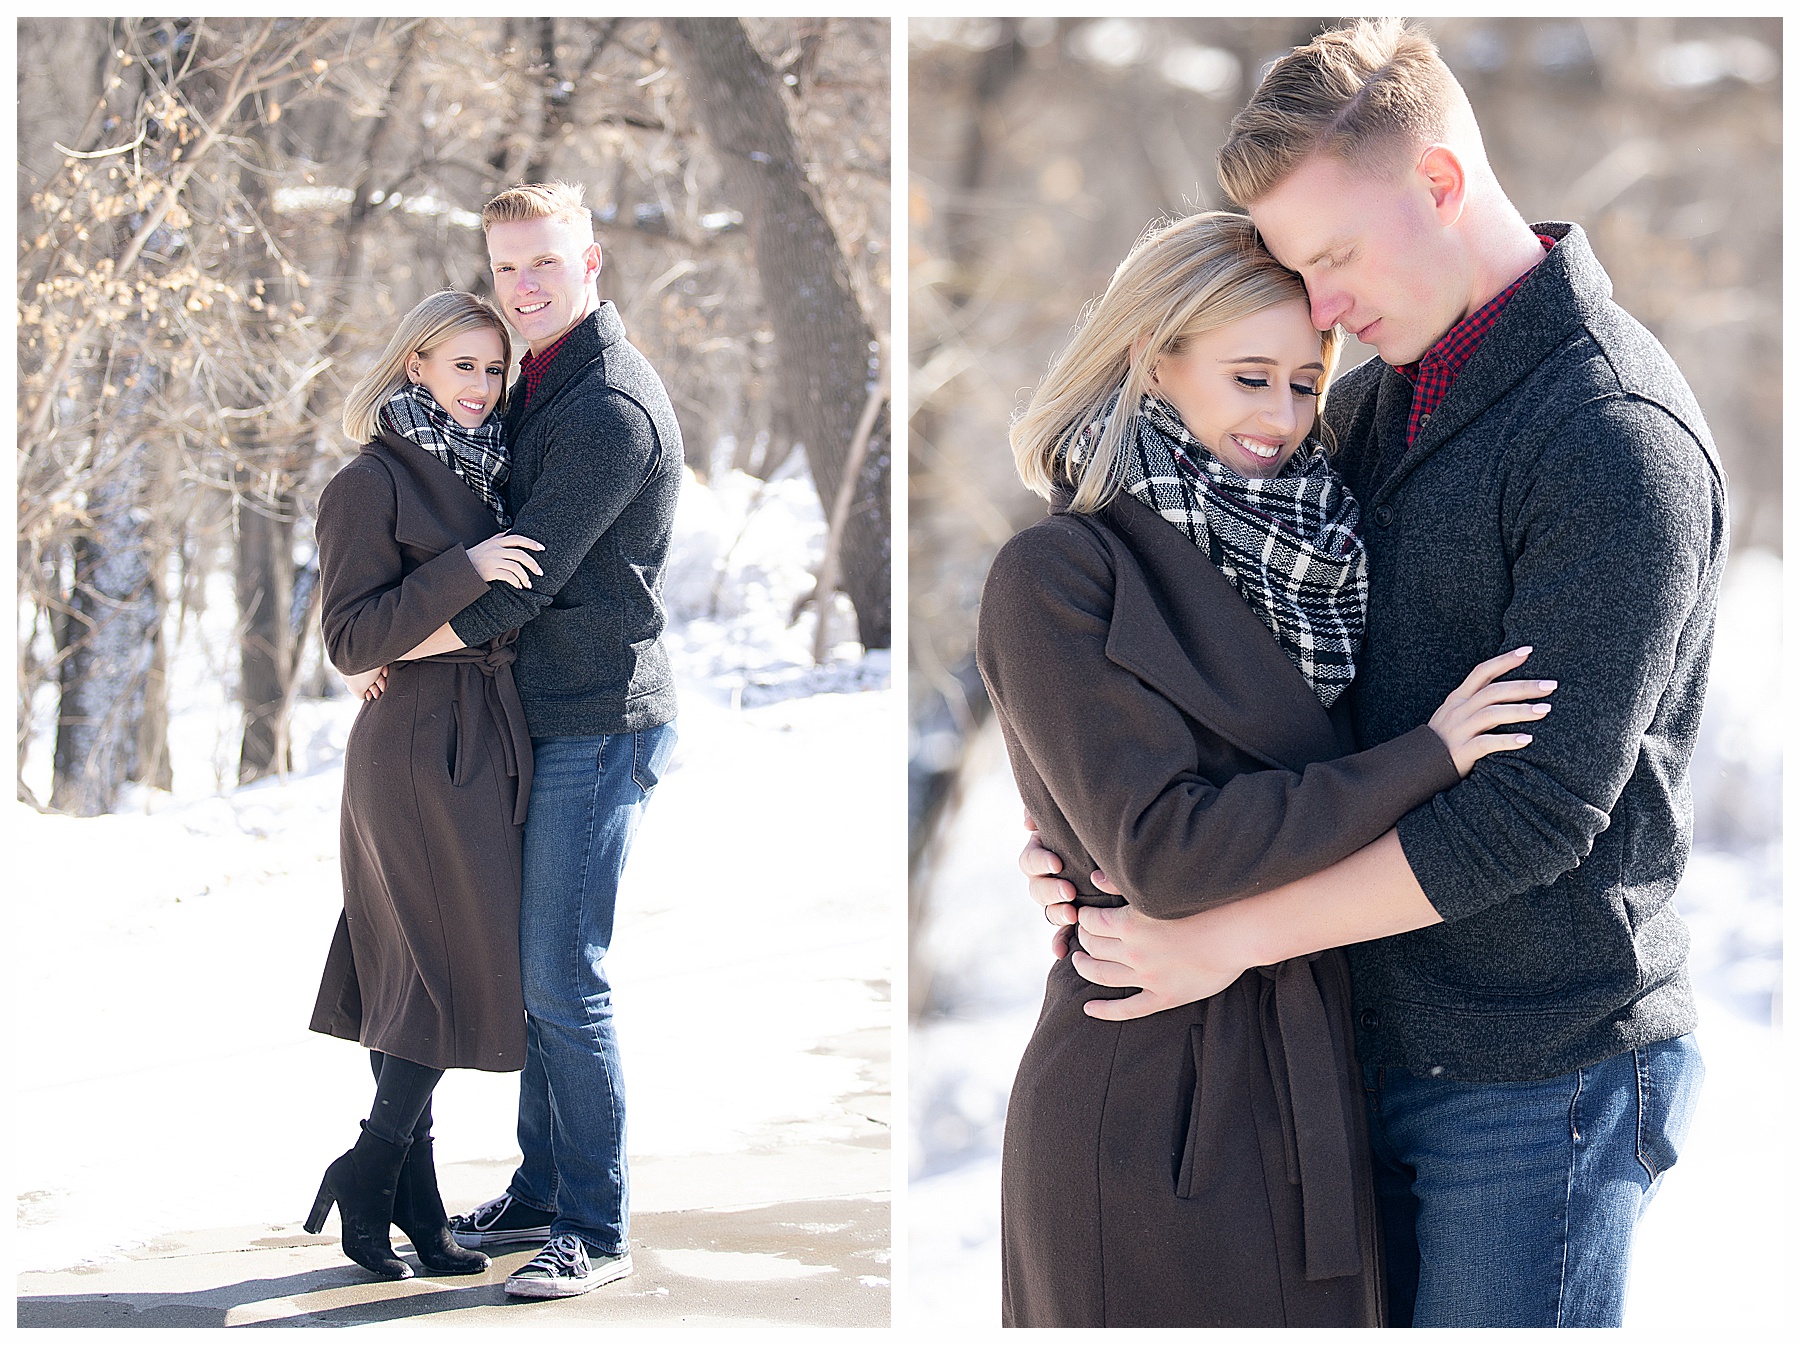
665, 18, 891, 649
235, 470, 295, 782
50, 357, 164, 815
231, 159, 299, 784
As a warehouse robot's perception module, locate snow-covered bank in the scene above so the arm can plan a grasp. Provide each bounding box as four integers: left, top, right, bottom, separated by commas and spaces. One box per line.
13, 465, 897, 1276
908, 548, 1785, 1330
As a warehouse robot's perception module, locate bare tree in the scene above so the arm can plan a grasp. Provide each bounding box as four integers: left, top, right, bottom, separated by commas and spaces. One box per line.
23, 19, 339, 812
667, 18, 892, 649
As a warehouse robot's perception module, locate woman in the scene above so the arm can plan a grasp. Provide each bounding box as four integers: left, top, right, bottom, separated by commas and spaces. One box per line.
976, 213, 1551, 1326
304, 290, 546, 1280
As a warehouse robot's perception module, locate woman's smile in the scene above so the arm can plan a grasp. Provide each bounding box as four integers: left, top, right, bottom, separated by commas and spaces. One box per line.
1228, 432, 1285, 465
1147, 299, 1325, 479
408, 327, 508, 429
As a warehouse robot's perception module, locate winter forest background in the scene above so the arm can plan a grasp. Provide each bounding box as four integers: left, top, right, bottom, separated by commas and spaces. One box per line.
18, 15, 891, 814
14, 16, 895, 1297
907, 17, 1783, 1328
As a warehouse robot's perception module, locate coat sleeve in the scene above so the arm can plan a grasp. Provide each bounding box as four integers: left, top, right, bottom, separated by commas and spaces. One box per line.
977, 519, 1461, 920
448, 389, 662, 648
315, 458, 493, 675
1394, 396, 1726, 924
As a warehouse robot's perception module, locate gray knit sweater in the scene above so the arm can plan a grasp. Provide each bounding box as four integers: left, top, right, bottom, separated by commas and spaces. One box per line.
449, 302, 682, 736
1326, 222, 1729, 1082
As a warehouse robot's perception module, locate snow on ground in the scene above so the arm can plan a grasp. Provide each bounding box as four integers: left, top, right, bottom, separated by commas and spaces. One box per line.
12, 465, 897, 1274
908, 549, 1786, 1331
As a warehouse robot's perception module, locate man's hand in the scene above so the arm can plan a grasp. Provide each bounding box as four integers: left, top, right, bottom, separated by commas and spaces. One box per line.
344, 665, 389, 701
1019, 810, 1248, 1019
1071, 903, 1250, 1022
1019, 810, 1078, 933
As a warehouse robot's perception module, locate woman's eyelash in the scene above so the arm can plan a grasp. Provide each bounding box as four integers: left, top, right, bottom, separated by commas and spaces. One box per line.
1236, 375, 1320, 396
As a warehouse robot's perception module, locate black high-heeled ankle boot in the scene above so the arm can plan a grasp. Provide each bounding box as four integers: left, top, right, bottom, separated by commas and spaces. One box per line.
392, 1134, 490, 1275
304, 1123, 414, 1280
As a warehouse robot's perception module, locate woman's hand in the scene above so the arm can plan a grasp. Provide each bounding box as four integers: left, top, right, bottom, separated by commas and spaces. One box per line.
1429, 645, 1557, 777
344, 665, 389, 701
1071, 903, 1248, 1020
466, 532, 545, 588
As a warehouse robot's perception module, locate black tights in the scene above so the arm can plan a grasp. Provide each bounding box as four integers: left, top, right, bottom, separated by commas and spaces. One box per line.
365, 1050, 443, 1147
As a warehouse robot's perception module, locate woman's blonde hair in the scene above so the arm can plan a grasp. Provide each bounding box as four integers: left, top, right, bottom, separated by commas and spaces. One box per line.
1011, 211, 1338, 513
341, 290, 513, 443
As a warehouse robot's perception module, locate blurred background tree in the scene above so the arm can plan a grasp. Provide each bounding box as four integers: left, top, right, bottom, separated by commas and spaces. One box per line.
906, 16, 1780, 1016
18, 15, 891, 815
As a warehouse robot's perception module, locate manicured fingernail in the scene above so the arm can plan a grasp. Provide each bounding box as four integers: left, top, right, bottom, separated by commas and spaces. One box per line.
1513, 646, 1532, 655
1515, 733, 1533, 743
1538, 680, 1556, 690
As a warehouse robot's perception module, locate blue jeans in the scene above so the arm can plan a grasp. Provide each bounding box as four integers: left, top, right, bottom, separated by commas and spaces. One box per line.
505, 723, 677, 1255
1364, 1034, 1702, 1327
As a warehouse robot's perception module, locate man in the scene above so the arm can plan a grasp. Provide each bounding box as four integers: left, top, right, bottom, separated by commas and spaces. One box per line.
1022, 19, 1725, 1328
439, 181, 683, 1298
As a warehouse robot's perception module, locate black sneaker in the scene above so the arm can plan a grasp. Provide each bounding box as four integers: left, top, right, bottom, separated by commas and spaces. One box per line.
504, 1233, 634, 1299
448, 1192, 554, 1250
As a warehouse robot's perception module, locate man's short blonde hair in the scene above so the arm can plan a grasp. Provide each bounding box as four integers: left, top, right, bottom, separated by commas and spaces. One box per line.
481, 180, 595, 241
1217, 18, 1461, 206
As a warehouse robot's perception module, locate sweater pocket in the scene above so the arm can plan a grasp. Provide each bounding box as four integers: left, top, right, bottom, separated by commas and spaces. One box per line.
1400, 886, 1575, 996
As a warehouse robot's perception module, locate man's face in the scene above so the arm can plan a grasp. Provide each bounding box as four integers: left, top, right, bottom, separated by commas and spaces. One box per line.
1248, 150, 1464, 366
485, 215, 601, 353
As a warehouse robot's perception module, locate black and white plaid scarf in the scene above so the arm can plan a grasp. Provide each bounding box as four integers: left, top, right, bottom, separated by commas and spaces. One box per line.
1073, 393, 1367, 707
380, 381, 511, 525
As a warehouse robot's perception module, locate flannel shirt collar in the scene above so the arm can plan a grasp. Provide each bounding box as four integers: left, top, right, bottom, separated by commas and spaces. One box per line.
1396, 234, 1556, 445
519, 325, 578, 407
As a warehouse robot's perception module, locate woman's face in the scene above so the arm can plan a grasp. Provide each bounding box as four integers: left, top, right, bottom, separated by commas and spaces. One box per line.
407, 326, 507, 429
1148, 299, 1325, 479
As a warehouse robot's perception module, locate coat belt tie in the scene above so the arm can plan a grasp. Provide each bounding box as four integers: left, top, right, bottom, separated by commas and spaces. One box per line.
416, 632, 534, 826
1255, 956, 1362, 1282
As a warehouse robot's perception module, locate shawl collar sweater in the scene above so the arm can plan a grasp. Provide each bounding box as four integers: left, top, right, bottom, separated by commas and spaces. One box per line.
450, 302, 682, 736
1324, 221, 1729, 1081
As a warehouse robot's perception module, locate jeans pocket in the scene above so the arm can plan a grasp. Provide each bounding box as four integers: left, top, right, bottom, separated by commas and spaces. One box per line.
631, 722, 677, 796
1635, 1035, 1704, 1182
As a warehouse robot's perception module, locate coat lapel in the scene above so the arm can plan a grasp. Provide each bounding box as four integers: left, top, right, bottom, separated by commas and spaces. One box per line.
1366, 223, 1593, 507
371, 431, 501, 551
502, 303, 619, 445
1095, 494, 1341, 772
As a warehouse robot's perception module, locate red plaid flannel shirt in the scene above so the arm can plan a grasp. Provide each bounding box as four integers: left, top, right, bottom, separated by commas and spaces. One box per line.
1397, 235, 1556, 447
518, 326, 576, 407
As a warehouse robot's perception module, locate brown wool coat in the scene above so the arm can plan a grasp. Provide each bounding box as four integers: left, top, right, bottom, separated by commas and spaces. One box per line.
309, 431, 533, 1072
976, 491, 1461, 1328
